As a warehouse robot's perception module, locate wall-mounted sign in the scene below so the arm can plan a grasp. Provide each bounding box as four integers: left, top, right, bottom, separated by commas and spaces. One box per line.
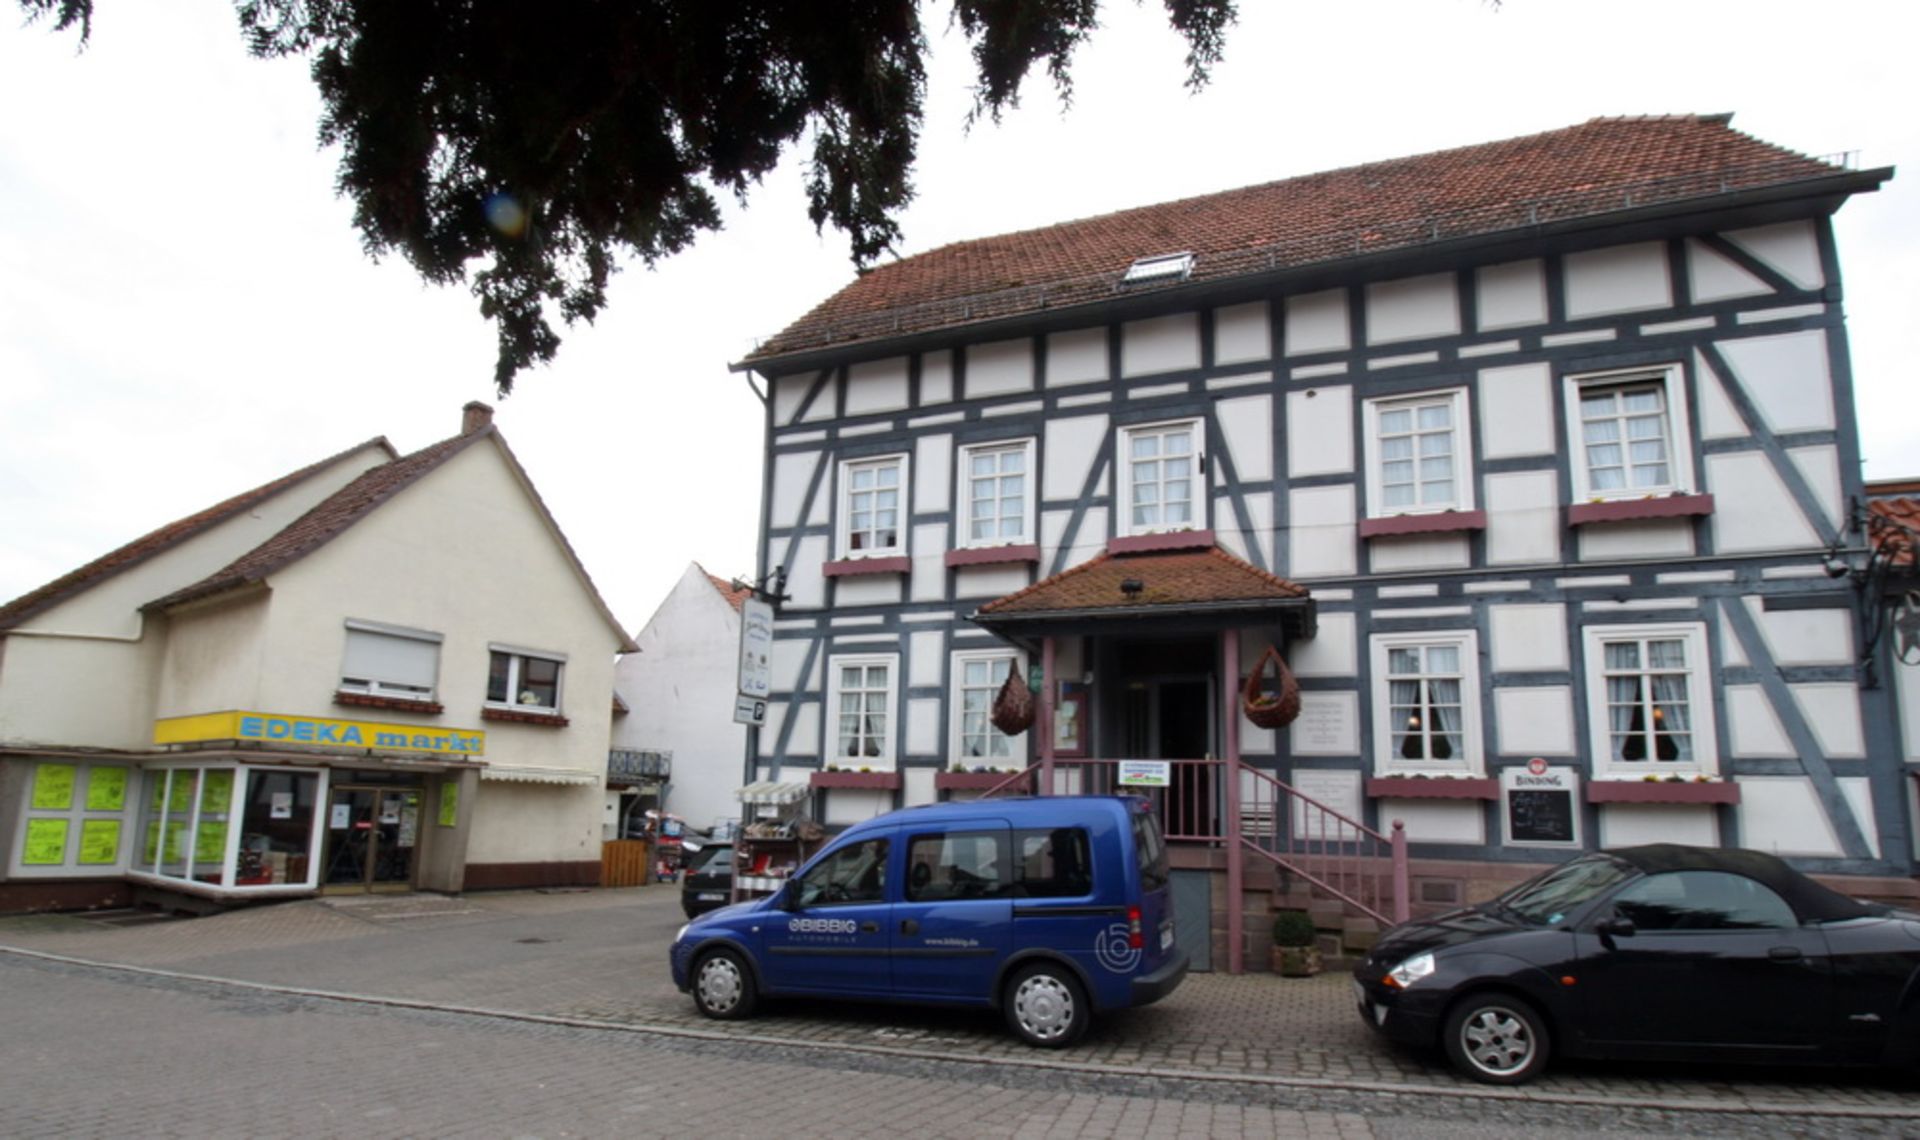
739, 598, 774, 698
733, 695, 767, 727
1502, 759, 1580, 848
1118, 760, 1171, 787
154, 711, 485, 756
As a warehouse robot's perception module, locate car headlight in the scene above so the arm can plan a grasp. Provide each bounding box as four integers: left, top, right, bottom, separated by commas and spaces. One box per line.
1384, 951, 1436, 989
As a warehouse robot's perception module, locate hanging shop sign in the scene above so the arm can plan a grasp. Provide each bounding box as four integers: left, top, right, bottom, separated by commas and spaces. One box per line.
154, 711, 485, 756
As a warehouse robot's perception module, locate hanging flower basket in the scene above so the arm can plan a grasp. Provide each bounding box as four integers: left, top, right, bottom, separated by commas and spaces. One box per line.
1242, 645, 1302, 730
990, 670, 1036, 736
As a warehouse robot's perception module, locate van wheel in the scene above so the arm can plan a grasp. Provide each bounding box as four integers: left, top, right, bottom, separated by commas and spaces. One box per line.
1442, 993, 1549, 1084
692, 948, 758, 1021
1004, 962, 1088, 1047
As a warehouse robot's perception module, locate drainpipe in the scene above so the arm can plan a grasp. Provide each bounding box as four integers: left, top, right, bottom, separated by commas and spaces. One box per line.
1224, 629, 1243, 974
1040, 636, 1056, 793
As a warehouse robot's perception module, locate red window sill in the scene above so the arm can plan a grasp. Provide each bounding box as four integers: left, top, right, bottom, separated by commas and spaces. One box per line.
823, 556, 911, 578
1567, 494, 1715, 526
334, 692, 444, 715
1108, 529, 1215, 555
811, 770, 903, 790
481, 707, 571, 728
945, 544, 1040, 568
1587, 780, 1739, 805
1366, 776, 1499, 800
935, 770, 1027, 791
1358, 510, 1488, 539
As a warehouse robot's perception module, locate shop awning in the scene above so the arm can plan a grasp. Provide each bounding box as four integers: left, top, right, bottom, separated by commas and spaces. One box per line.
479, 765, 600, 787
736, 780, 810, 805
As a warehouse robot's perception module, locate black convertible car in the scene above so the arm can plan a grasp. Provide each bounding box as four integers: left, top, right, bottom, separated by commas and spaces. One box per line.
1353, 844, 1920, 1084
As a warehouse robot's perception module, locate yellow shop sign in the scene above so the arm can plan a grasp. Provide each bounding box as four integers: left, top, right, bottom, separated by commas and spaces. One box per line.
154, 711, 486, 756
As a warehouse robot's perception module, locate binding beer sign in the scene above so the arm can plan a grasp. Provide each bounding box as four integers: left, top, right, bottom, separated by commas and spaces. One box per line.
1502, 757, 1579, 848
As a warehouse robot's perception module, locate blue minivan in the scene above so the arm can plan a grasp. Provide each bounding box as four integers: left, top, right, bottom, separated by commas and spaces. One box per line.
669, 795, 1187, 1046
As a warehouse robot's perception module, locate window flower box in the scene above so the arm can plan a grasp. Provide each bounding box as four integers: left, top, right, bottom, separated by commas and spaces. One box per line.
935, 769, 1027, 791
1366, 776, 1498, 800
1586, 779, 1740, 805
481, 706, 570, 728
334, 691, 444, 716
810, 770, 902, 790
1358, 510, 1488, 539
944, 544, 1041, 568
1567, 493, 1715, 527
822, 556, 911, 578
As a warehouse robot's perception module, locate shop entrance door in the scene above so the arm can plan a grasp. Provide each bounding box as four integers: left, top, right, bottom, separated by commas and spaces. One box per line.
322, 786, 421, 893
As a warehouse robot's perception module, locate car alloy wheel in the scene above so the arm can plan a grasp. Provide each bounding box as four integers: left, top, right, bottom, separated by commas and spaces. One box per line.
692, 949, 757, 1020
1443, 994, 1549, 1084
1005, 963, 1089, 1048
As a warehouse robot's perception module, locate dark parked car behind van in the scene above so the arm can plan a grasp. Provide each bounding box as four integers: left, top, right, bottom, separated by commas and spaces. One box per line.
680, 841, 734, 918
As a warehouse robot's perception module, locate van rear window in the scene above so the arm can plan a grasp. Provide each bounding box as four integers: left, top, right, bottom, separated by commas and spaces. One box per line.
1011, 828, 1092, 898
1132, 810, 1169, 892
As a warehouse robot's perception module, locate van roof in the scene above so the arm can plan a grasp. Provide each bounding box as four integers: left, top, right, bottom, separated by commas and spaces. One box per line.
839, 794, 1144, 834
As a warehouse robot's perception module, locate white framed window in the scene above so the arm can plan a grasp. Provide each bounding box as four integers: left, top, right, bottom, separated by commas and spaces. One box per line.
1362, 389, 1471, 516
836, 454, 909, 558
1582, 623, 1717, 779
1565, 364, 1694, 502
1369, 631, 1483, 775
827, 653, 898, 766
487, 645, 566, 712
958, 439, 1035, 548
948, 648, 1026, 763
1120, 419, 1203, 536
339, 620, 442, 701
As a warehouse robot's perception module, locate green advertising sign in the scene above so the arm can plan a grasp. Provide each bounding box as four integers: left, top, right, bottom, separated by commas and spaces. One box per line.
86, 766, 128, 812
23, 818, 69, 865
31, 763, 76, 811
438, 782, 458, 827
200, 770, 234, 812
78, 820, 122, 865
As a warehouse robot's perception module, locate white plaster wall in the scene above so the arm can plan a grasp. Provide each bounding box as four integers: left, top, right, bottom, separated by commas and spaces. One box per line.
773, 372, 813, 426
1791, 683, 1866, 757
1751, 601, 1853, 666
1475, 260, 1547, 331
836, 575, 902, 608
845, 357, 911, 416
756, 703, 785, 758
1490, 604, 1569, 671
1788, 446, 1844, 537
1694, 350, 1749, 439
1724, 221, 1824, 290
154, 597, 272, 718
1239, 492, 1274, 573
953, 565, 1032, 600
1686, 239, 1772, 303
1705, 452, 1822, 553
1285, 386, 1353, 477
1716, 330, 1835, 433
1598, 805, 1718, 848
468, 783, 605, 865
1384, 801, 1484, 845
1214, 301, 1271, 364
1493, 687, 1576, 756
785, 535, 829, 608
0, 634, 165, 748
1577, 518, 1697, 561
1043, 415, 1110, 500
1284, 290, 1350, 355
908, 630, 944, 688
769, 451, 820, 529
1899, 655, 1920, 760
1121, 313, 1202, 377
786, 702, 821, 759
910, 523, 947, 603
1737, 776, 1875, 858
1726, 685, 1792, 757
914, 434, 952, 514
966, 338, 1035, 397
1563, 242, 1671, 318
1365, 273, 1460, 344
610, 564, 748, 834
1484, 471, 1562, 565
1289, 611, 1356, 677
1286, 485, 1357, 578
904, 767, 937, 808
1216, 393, 1274, 482
906, 697, 940, 755
1046, 328, 1108, 387
921, 351, 954, 405
770, 638, 815, 694
1368, 534, 1470, 574
1477, 362, 1555, 458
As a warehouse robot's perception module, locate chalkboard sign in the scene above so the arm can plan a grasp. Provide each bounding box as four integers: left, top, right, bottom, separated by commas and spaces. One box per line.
1507, 788, 1575, 844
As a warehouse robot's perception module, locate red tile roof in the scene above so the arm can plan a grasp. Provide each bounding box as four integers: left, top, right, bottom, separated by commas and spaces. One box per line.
745, 115, 1864, 364
976, 546, 1308, 620
704, 570, 753, 613
1868, 497, 1920, 569
0, 438, 397, 632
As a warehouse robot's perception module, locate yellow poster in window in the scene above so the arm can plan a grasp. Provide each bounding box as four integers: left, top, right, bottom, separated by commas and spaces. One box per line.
201, 770, 233, 812
31, 763, 76, 810
168, 774, 196, 814
143, 821, 161, 864
86, 766, 128, 812
194, 821, 228, 864
23, 819, 69, 865
438, 782, 458, 827
162, 821, 188, 864
79, 820, 122, 865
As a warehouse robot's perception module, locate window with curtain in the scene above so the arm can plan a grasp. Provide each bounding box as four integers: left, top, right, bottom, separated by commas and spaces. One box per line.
1371, 632, 1482, 775
487, 647, 564, 711
952, 651, 1020, 760
1121, 420, 1201, 535
339, 622, 442, 701
1564, 364, 1693, 502
829, 655, 896, 764
1365, 390, 1470, 515
959, 440, 1034, 548
1583, 623, 1717, 779
839, 455, 907, 557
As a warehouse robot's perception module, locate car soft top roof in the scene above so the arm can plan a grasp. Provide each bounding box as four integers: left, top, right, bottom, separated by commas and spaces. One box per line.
1606, 844, 1880, 922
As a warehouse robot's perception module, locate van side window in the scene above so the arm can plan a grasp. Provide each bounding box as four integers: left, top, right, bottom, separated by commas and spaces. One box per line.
796, 839, 889, 906
905, 830, 1008, 901
1012, 827, 1092, 898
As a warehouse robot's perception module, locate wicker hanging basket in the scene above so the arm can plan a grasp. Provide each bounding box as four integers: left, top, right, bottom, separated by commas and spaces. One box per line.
1242, 645, 1302, 729
990, 669, 1037, 736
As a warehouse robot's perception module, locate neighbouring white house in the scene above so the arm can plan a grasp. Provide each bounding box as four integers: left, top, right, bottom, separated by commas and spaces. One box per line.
0, 402, 637, 913
609, 563, 753, 838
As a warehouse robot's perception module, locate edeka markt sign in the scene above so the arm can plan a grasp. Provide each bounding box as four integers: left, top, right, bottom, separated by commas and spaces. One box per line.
154, 711, 486, 756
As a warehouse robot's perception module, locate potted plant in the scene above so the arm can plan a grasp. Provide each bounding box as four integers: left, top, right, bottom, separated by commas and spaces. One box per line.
1271, 910, 1321, 977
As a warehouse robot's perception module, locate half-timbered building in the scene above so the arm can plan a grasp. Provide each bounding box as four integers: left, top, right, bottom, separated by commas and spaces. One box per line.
731, 115, 1906, 969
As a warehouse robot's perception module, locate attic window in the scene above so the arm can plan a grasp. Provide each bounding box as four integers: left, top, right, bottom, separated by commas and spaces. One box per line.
1121, 252, 1194, 287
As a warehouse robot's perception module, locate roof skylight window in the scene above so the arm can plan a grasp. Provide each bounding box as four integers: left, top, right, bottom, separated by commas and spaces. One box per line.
1121, 251, 1195, 286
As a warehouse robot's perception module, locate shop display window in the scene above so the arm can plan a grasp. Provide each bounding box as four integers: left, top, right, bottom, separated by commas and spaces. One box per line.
236, 770, 321, 886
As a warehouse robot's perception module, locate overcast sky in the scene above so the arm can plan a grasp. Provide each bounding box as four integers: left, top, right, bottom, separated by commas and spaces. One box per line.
2, 0, 1914, 633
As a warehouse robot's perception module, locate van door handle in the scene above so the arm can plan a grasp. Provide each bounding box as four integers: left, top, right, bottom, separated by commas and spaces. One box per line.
900, 918, 919, 935
860, 921, 879, 933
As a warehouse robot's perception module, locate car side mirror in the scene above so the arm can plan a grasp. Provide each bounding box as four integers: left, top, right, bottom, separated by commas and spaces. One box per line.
1597, 915, 1636, 940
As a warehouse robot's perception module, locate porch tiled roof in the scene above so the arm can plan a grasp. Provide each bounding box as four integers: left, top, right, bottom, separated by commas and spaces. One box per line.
976, 546, 1307, 619
1868, 496, 1920, 569
744, 115, 1862, 364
